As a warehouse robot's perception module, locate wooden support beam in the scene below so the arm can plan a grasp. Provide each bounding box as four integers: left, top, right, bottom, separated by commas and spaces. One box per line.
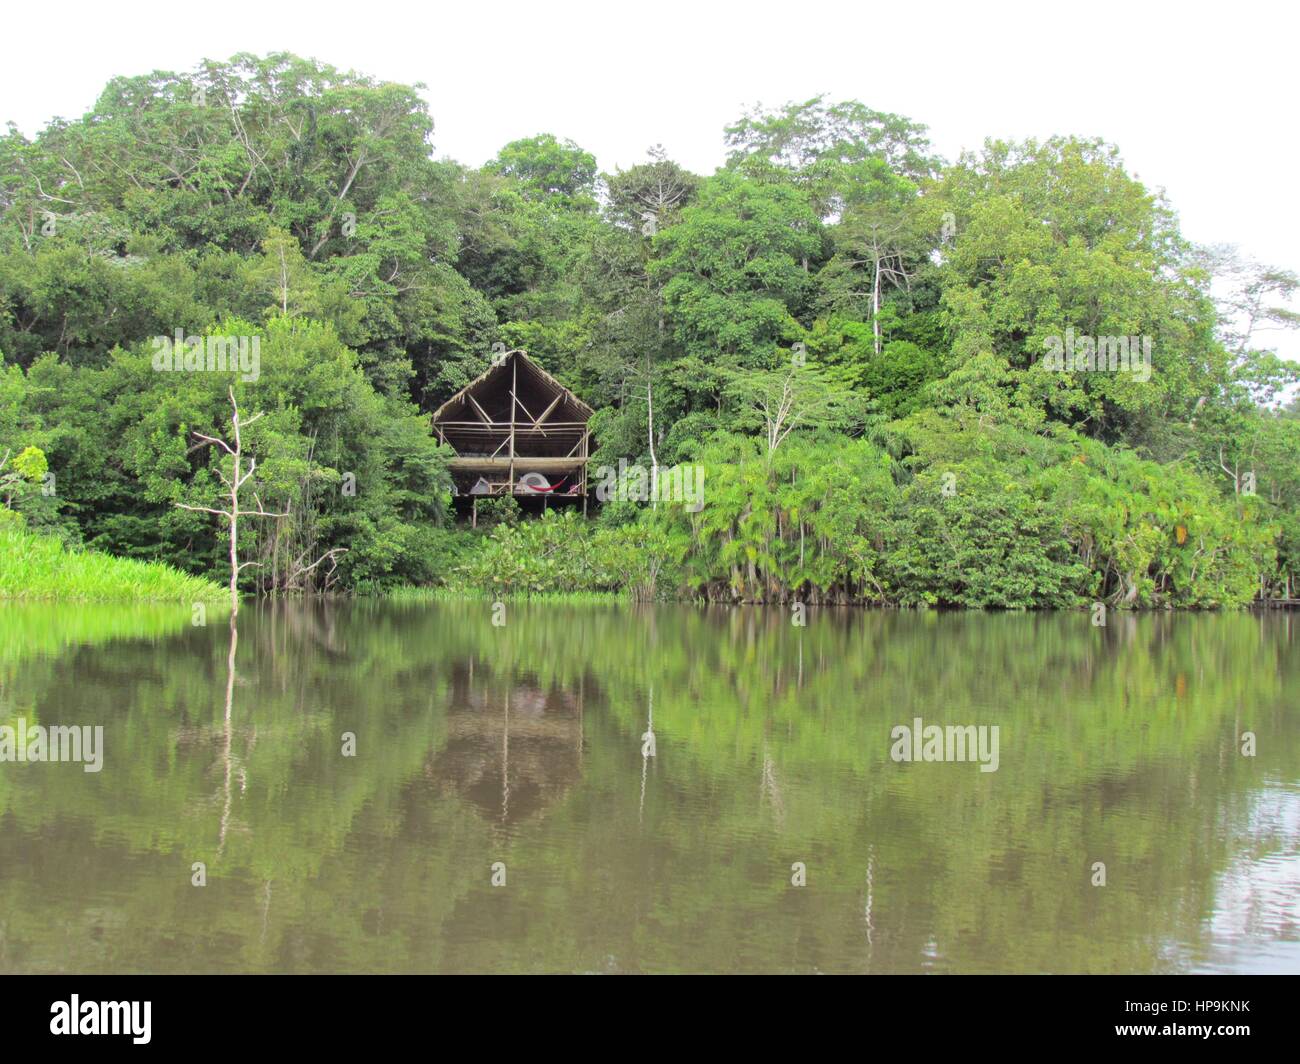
468, 395, 494, 425
534, 391, 563, 432
514, 392, 540, 425
449, 457, 588, 471
436, 419, 587, 428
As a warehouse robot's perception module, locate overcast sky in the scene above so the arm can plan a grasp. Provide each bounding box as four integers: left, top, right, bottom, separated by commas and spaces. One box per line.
5, 0, 1297, 358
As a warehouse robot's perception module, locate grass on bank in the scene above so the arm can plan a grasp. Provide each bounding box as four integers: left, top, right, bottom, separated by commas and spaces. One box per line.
0, 525, 228, 603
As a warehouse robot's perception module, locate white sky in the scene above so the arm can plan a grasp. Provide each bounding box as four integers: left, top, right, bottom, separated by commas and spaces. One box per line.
4, 0, 1297, 359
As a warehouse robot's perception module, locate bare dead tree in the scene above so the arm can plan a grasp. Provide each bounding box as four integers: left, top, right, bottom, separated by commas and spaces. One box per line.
176, 387, 287, 616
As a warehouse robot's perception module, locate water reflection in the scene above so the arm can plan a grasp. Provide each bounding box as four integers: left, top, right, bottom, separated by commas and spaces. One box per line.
428, 666, 586, 825
0, 601, 1295, 973
1198, 783, 1300, 973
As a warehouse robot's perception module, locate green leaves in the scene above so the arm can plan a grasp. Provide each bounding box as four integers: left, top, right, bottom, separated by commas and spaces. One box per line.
0, 63, 1295, 606
652, 171, 822, 381
487, 134, 599, 212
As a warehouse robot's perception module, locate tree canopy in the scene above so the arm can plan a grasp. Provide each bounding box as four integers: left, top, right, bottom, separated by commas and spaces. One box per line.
2, 54, 1296, 605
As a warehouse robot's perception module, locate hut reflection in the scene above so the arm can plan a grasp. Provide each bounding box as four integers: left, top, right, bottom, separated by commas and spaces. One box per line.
426, 662, 586, 824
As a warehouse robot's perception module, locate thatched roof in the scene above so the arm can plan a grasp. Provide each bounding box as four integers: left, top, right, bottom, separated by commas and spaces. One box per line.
430, 349, 593, 424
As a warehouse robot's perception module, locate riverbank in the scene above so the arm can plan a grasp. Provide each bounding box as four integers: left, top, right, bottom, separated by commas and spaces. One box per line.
378, 581, 1293, 610
0, 526, 227, 603
382, 585, 627, 605
0, 517, 1276, 611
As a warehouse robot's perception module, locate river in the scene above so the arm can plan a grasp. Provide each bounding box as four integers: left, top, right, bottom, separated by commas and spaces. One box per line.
0, 602, 1296, 973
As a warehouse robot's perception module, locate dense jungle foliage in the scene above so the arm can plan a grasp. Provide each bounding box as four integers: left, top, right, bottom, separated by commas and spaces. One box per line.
2, 53, 1297, 606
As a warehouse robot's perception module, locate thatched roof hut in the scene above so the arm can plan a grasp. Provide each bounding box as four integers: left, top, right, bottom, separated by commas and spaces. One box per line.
431, 350, 593, 509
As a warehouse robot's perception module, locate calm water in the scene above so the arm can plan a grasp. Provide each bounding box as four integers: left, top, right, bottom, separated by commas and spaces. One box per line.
0, 602, 1297, 974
